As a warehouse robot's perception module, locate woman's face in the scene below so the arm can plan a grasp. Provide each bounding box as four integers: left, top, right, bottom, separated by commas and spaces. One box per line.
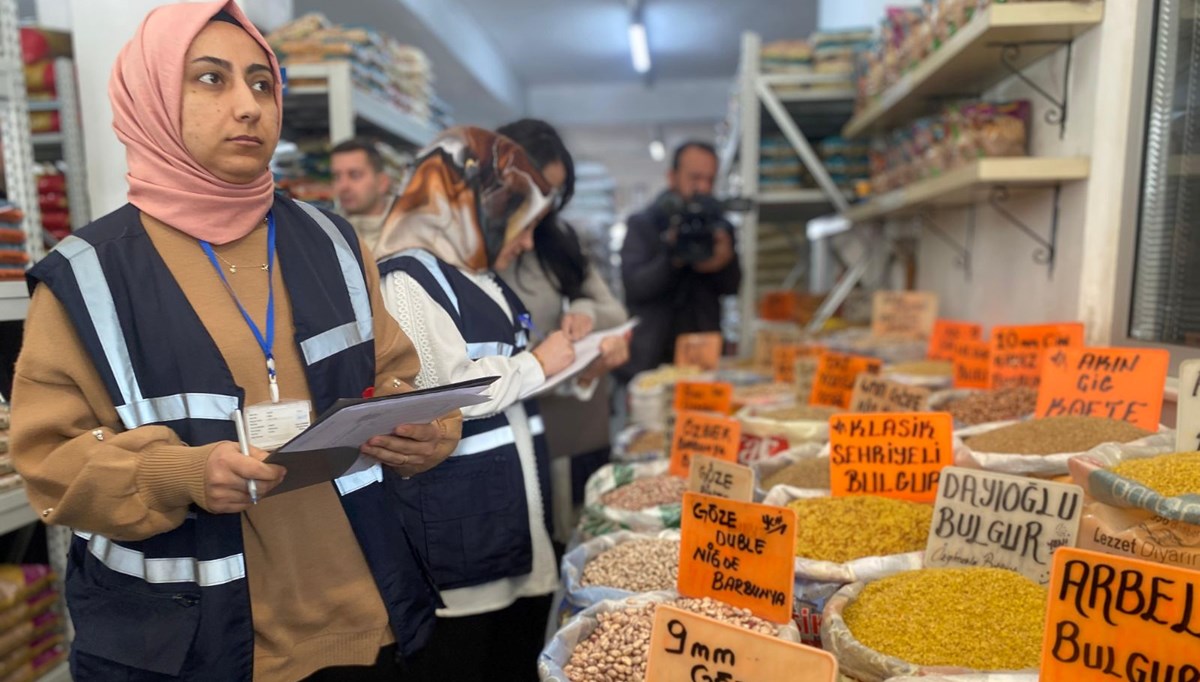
541, 160, 566, 193
492, 226, 535, 271
181, 21, 279, 184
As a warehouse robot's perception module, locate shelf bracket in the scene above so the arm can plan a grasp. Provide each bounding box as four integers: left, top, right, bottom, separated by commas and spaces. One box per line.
991, 41, 1073, 139
915, 206, 973, 281
987, 185, 1060, 277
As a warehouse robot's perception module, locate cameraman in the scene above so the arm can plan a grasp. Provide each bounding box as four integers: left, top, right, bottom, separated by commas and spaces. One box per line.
617, 141, 741, 382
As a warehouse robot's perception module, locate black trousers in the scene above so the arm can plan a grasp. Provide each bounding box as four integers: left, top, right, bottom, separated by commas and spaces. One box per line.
404, 594, 554, 682
302, 645, 403, 682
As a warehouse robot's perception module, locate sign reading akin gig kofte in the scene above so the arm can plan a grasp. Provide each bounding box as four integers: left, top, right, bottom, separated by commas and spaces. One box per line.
828, 412, 954, 503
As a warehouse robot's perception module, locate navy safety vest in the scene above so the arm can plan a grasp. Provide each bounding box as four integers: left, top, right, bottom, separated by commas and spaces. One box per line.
28, 196, 440, 681
378, 249, 552, 590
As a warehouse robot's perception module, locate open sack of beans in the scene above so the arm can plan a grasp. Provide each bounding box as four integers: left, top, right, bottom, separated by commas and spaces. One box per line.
821, 568, 1044, 682
881, 360, 953, 389
763, 487, 927, 584
957, 415, 1174, 478
577, 460, 684, 540
928, 387, 1037, 430
612, 426, 667, 464
1069, 448, 1200, 525
559, 530, 680, 620
737, 404, 837, 463
752, 442, 828, 500
538, 591, 800, 682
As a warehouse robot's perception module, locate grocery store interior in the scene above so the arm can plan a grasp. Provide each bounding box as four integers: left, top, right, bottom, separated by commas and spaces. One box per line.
0, 0, 1194, 681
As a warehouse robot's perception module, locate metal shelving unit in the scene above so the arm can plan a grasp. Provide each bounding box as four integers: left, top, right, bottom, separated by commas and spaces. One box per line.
38, 58, 89, 232
283, 61, 439, 149
728, 31, 858, 350
0, 0, 40, 262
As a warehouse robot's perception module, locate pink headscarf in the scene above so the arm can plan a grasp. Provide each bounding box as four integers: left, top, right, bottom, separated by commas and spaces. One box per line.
109, 1, 282, 244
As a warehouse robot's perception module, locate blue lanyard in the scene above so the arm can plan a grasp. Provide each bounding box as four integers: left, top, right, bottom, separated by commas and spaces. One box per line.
199, 212, 279, 402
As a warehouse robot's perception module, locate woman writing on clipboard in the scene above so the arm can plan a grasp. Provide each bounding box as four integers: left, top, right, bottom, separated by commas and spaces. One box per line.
374, 127, 575, 681
11, 3, 459, 680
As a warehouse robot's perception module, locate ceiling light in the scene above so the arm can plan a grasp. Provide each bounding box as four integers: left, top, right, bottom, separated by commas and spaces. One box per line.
649, 139, 665, 161
629, 22, 651, 74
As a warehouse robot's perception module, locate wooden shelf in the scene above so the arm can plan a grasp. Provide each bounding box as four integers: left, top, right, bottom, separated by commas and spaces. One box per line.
0, 487, 36, 536
0, 281, 29, 322
844, 157, 1090, 222
843, 1, 1105, 139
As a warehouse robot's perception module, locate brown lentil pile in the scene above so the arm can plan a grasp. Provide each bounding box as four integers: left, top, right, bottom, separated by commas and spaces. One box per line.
757, 404, 840, 422
844, 567, 1045, 669
1109, 452, 1200, 497
599, 475, 686, 510
625, 430, 665, 456
787, 496, 932, 563
762, 457, 832, 491
965, 415, 1153, 455
885, 360, 953, 377
580, 539, 679, 593
942, 387, 1037, 425
562, 598, 775, 682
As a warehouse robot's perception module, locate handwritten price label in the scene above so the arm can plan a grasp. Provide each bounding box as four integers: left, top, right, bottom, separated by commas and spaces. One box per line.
829, 412, 953, 503
1035, 347, 1169, 432
928, 320, 983, 361
675, 381, 734, 415
990, 323, 1084, 390
849, 374, 932, 413
678, 493, 796, 623
670, 411, 741, 478
773, 345, 817, 384
952, 339, 992, 389
646, 605, 839, 682
871, 290, 939, 339
675, 333, 724, 371
810, 352, 882, 409
688, 454, 755, 502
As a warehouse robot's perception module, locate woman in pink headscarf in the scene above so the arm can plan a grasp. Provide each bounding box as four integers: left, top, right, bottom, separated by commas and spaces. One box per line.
11, 3, 459, 680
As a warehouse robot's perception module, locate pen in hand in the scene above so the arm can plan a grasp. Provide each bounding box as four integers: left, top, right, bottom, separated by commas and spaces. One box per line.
233, 408, 259, 505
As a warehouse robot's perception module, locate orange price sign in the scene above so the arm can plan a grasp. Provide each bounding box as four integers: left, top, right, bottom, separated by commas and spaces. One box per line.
1035, 347, 1170, 432
675, 333, 723, 371
678, 492, 796, 623
952, 339, 992, 389
828, 412, 953, 503
646, 605, 839, 682
759, 290, 798, 321
773, 344, 817, 384
1041, 547, 1200, 681
928, 320, 982, 361
809, 352, 883, 408
670, 411, 741, 478
990, 323, 1084, 390
871, 290, 939, 339
675, 381, 734, 415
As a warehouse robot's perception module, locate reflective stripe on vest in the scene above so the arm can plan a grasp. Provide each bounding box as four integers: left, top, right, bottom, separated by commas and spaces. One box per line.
454, 414, 544, 456
334, 461, 383, 496
55, 237, 240, 429
381, 249, 461, 316
293, 201, 375, 365
466, 341, 516, 359
73, 532, 245, 587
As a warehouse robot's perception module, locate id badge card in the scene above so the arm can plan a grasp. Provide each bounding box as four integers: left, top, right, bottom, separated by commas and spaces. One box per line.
245, 399, 312, 451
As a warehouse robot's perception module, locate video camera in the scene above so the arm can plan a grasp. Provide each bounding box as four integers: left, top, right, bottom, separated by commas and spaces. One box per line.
656, 192, 753, 264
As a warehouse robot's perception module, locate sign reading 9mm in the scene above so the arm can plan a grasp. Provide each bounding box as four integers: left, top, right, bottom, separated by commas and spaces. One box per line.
829, 412, 954, 503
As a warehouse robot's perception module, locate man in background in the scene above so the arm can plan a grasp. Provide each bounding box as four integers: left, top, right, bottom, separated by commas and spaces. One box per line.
617, 141, 741, 382
331, 138, 393, 251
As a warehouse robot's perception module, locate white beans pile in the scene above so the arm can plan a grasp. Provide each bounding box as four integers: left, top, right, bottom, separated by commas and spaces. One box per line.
562, 598, 776, 682
580, 539, 679, 593
598, 475, 686, 511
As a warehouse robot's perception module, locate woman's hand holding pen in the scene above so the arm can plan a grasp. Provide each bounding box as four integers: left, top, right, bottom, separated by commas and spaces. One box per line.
533, 330, 575, 376
560, 313, 594, 341
204, 442, 285, 513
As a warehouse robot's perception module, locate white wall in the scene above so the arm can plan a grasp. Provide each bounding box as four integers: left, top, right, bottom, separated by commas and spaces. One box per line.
912, 4, 1137, 343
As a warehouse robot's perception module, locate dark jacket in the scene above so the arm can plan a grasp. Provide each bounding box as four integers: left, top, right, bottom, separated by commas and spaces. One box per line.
617, 193, 741, 382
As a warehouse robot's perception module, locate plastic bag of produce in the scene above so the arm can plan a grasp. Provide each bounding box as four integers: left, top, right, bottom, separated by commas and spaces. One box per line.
538, 591, 801, 682
822, 580, 1038, 682
1069, 446, 1200, 525
577, 460, 683, 540
611, 425, 666, 463
558, 530, 681, 620
1076, 500, 1200, 569
957, 419, 1175, 478
736, 404, 835, 464
752, 442, 828, 500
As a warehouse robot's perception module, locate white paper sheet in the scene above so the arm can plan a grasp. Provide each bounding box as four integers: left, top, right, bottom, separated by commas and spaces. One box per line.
530, 318, 639, 397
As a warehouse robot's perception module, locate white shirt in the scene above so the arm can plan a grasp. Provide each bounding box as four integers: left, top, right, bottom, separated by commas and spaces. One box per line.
381, 267, 559, 617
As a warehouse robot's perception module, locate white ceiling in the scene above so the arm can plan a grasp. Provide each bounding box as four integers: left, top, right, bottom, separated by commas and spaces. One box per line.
457, 0, 818, 86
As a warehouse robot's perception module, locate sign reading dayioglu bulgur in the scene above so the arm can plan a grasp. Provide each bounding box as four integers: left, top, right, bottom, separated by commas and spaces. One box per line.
925, 466, 1084, 585
678, 492, 796, 623
645, 605, 838, 682
1041, 547, 1200, 681
829, 412, 953, 503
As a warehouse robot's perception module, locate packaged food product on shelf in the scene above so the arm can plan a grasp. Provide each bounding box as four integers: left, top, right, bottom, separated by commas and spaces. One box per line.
538, 592, 800, 682
958, 416, 1174, 477
822, 568, 1045, 681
